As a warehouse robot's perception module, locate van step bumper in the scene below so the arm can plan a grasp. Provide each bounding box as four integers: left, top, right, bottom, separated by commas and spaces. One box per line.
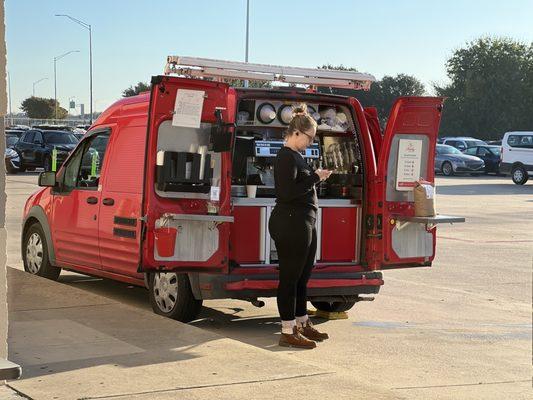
193, 271, 384, 300
225, 278, 383, 291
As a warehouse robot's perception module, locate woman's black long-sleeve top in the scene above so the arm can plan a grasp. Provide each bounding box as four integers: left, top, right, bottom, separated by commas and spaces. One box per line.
273, 146, 321, 218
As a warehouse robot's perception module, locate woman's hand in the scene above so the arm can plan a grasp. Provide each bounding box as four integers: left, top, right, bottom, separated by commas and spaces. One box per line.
315, 169, 333, 181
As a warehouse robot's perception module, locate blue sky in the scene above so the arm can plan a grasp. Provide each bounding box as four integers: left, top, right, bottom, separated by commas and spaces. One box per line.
6, 0, 533, 114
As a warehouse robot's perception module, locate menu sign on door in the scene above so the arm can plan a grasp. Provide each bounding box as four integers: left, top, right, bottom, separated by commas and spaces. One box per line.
396, 138, 423, 191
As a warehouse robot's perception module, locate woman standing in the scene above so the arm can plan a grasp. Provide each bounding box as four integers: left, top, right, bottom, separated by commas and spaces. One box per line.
269, 104, 332, 349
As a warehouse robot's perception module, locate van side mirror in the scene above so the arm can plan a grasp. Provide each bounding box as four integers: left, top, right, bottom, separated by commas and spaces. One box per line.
38, 171, 56, 187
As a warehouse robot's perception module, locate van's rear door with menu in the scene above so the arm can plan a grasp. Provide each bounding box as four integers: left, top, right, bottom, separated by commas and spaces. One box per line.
370, 97, 444, 270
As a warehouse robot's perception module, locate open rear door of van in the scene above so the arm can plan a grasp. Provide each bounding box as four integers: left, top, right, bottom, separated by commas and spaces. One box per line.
368, 97, 460, 270
141, 76, 236, 273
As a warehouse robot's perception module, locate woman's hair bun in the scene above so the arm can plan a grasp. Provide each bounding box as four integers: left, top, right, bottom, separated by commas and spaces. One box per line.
292, 103, 308, 117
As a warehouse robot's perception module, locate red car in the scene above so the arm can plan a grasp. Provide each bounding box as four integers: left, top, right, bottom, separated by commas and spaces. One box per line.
22, 57, 463, 322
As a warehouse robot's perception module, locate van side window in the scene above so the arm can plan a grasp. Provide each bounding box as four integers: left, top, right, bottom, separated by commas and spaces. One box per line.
77, 134, 110, 189
61, 146, 86, 192
59, 132, 110, 192
508, 134, 533, 148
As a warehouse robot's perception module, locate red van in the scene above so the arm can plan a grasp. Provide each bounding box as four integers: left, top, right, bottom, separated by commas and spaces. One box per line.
22, 57, 463, 322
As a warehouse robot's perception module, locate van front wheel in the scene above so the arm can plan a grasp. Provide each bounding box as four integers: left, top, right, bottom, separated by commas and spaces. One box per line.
23, 223, 61, 280
148, 272, 203, 322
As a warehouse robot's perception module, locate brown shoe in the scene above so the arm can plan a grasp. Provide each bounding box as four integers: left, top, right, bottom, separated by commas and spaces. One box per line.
279, 326, 317, 349
297, 321, 329, 341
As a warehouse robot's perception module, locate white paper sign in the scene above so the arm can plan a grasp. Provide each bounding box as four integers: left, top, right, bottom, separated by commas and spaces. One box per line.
172, 89, 205, 128
396, 139, 423, 191
210, 186, 220, 201
423, 184, 435, 199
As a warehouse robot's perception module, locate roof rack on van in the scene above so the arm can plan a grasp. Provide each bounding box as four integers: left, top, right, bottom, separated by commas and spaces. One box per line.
164, 56, 376, 91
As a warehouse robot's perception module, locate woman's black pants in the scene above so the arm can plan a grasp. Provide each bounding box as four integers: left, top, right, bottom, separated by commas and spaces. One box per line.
268, 207, 317, 321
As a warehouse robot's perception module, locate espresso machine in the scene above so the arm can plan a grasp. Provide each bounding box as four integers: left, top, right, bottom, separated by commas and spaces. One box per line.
246, 140, 320, 197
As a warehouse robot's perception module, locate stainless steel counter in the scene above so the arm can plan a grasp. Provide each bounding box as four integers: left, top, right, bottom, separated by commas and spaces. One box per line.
232, 197, 360, 207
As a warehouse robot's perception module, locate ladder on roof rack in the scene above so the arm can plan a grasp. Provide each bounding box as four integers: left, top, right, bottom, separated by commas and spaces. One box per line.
164, 56, 376, 91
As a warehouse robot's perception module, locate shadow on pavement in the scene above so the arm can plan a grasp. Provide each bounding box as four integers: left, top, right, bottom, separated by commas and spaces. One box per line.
59, 273, 328, 353
54, 273, 330, 354
8, 269, 225, 379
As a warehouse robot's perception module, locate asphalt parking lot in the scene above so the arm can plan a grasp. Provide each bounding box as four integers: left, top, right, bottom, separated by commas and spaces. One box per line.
4, 172, 532, 399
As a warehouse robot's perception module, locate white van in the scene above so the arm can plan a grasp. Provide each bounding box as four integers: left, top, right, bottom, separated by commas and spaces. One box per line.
501, 131, 533, 185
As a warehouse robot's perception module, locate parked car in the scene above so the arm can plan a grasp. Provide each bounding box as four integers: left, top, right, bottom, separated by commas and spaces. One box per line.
500, 131, 533, 185
442, 137, 487, 151
487, 140, 502, 145
5, 131, 21, 173
6, 129, 26, 138
13, 129, 78, 172
462, 145, 501, 174
435, 144, 485, 176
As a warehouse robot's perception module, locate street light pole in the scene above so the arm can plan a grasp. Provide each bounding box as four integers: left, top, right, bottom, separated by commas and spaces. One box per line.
54, 50, 79, 120
32, 77, 48, 97
55, 14, 93, 123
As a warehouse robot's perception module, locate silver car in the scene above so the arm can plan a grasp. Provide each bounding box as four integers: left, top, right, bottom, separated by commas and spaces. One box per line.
435, 145, 485, 176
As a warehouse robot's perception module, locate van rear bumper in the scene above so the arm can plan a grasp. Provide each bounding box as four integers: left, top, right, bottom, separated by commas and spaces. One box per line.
192, 270, 383, 300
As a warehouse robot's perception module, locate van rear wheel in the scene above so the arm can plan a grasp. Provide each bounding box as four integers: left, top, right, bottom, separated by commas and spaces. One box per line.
311, 300, 356, 313
511, 166, 528, 185
148, 272, 203, 322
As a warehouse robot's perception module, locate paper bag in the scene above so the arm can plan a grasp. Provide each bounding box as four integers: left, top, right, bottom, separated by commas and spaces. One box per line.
413, 180, 436, 217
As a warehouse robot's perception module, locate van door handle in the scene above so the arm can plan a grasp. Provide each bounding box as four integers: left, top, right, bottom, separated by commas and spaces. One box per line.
86, 196, 98, 205
102, 198, 115, 206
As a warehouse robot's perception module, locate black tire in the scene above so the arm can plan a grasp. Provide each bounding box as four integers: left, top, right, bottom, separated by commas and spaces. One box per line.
311, 300, 356, 313
22, 223, 61, 280
441, 161, 454, 176
511, 165, 529, 185
148, 272, 203, 322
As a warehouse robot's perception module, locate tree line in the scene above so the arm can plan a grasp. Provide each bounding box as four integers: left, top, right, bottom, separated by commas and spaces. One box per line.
20, 37, 532, 140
